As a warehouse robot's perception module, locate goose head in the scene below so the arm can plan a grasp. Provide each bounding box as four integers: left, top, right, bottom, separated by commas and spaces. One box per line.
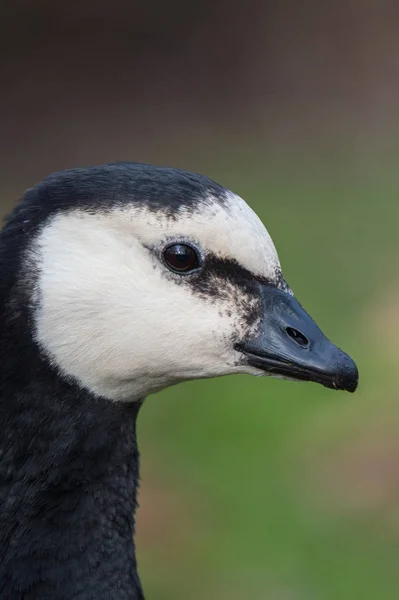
13, 162, 358, 401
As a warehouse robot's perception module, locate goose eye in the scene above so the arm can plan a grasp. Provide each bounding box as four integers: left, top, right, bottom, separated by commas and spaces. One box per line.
163, 243, 200, 273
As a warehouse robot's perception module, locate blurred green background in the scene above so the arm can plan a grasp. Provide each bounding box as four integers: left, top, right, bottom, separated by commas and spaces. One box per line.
2, 2, 399, 598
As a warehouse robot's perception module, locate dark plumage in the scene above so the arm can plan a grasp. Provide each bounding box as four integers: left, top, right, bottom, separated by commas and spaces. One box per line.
0, 382, 144, 599
6, 162, 227, 232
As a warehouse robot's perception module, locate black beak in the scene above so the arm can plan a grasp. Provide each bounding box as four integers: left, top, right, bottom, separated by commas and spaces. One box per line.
236, 285, 358, 393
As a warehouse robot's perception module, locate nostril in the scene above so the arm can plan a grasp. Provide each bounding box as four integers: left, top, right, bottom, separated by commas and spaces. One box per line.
286, 327, 309, 348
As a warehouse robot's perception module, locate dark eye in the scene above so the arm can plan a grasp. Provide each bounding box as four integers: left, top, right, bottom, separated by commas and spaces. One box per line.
163, 243, 200, 273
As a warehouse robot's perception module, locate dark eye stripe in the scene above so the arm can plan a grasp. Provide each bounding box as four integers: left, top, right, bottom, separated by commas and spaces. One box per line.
163, 243, 200, 273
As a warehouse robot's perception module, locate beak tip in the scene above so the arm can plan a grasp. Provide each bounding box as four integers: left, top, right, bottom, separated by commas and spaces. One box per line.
334, 351, 359, 393
342, 379, 358, 394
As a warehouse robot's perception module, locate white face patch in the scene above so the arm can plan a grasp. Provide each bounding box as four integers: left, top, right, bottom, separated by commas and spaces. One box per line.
30, 193, 283, 401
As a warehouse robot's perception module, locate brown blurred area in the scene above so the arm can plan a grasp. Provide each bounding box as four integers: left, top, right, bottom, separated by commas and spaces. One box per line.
2, 0, 399, 195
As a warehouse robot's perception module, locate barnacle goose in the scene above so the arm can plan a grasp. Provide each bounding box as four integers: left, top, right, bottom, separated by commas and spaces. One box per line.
0, 163, 358, 599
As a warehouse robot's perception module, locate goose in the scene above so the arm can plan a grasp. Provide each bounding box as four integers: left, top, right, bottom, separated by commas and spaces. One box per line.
0, 162, 358, 599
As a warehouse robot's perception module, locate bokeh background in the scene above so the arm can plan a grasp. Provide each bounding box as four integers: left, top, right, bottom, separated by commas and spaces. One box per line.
2, 2, 399, 598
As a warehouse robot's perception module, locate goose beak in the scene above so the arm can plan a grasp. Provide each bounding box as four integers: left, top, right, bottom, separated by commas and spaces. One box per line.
236, 285, 358, 393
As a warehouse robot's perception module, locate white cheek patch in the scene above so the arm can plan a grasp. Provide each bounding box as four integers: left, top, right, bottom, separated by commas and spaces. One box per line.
31, 210, 263, 402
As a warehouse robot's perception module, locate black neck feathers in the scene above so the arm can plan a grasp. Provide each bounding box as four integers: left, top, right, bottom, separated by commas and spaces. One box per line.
0, 366, 144, 599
